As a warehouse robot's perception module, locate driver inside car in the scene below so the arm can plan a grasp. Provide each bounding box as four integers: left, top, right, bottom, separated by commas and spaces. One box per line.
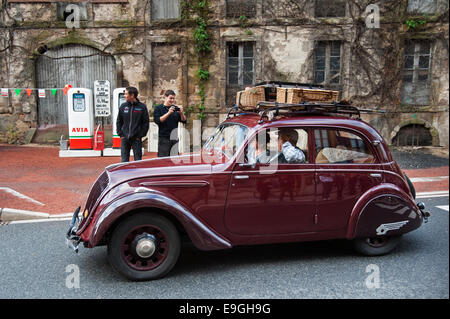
274, 128, 305, 164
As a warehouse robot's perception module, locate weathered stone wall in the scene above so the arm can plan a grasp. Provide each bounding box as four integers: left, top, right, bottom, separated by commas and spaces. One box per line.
0, 0, 448, 147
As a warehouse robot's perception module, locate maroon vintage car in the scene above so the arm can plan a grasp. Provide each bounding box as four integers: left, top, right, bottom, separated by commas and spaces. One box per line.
67, 103, 429, 281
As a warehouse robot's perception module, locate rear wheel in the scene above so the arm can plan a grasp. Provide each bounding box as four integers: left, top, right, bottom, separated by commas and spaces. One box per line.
107, 213, 180, 281
352, 235, 402, 256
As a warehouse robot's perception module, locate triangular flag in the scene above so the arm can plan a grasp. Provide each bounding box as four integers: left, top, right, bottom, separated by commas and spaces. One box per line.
63, 84, 71, 96
38, 89, 46, 98
51, 89, 57, 96
15, 89, 21, 96
26, 89, 32, 97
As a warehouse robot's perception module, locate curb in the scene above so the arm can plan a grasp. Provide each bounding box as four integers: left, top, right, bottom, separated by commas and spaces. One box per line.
0, 208, 73, 222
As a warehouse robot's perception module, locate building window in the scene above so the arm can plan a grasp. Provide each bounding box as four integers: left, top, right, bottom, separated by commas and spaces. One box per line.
151, 0, 180, 20
314, 41, 341, 85
407, 0, 437, 14
226, 0, 256, 18
401, 40, 432, 105
315, 0, 346, 18
227, 42, 254, 86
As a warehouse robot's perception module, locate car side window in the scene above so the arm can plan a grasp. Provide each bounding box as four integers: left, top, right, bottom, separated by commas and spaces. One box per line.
246, 127, 309, 164
314, 129, 375, 164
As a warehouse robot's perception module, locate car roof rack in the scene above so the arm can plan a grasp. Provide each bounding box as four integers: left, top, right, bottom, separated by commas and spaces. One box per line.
254, 81, 325, 89
226, 101, 386, 123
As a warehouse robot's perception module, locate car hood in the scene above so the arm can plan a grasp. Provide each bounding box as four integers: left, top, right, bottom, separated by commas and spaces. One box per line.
104, 153, 214, 186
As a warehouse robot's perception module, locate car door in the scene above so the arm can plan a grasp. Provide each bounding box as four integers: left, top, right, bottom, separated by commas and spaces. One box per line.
314, 128, 382, 231
224, 127, 316, 236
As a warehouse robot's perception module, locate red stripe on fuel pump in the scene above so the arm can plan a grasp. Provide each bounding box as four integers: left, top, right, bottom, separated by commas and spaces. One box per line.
69, 137, 93, 149
113, 136, 121, 149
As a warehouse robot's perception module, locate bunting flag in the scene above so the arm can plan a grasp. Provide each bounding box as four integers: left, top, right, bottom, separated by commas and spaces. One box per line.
0, 85, 72, 98
63, 84, 72, 96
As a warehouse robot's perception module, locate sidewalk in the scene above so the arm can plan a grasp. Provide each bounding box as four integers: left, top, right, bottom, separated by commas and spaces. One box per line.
0, 144, 448, 221
0, 144, 157, 218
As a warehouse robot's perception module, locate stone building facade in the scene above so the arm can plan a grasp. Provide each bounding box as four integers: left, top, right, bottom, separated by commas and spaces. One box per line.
0, 0, 448, 148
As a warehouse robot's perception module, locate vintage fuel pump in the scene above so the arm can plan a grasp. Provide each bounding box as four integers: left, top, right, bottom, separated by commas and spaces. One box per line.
59, 88, 101, 157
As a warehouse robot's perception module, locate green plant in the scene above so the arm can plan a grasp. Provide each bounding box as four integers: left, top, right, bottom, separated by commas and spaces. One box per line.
182, 0, 212, 122
239, 15, 248, 28
405, 16, 427, 31
194, 17, 211, 53
196, 68, 210, 81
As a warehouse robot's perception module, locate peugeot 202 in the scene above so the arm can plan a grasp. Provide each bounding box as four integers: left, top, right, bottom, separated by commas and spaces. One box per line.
67, 102, 429, 281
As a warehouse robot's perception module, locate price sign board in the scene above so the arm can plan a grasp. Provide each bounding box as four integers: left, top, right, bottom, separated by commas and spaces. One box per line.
94, 80, 111, 117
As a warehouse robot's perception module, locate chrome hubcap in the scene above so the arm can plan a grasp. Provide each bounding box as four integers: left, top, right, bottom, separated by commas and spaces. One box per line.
135, 234, 157, 258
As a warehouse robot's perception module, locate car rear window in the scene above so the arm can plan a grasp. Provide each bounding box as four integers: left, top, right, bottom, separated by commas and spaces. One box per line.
314, 129, 375, 164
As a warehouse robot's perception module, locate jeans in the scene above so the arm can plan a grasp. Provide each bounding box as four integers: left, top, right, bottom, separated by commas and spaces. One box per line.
158, 136, 179, 157
121, 137, 142, 162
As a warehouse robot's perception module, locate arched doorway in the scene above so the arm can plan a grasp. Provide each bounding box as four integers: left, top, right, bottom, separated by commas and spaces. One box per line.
35, 44, 117, 127
392, 123, 433, 146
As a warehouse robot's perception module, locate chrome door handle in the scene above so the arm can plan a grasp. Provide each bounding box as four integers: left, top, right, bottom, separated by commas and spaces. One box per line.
370, 173, 382, 178
234, 175, 249, 180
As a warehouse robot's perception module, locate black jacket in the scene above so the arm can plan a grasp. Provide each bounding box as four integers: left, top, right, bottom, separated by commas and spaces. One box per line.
153, 104, 187, 138
116, 99, 149, 140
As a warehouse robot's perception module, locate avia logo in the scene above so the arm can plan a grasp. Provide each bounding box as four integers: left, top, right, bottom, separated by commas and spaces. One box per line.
72, 127, 89, 133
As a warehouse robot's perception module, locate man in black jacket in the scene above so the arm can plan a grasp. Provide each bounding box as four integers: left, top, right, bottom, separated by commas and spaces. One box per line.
116, 86, 149, 162
153, 90, 187, 157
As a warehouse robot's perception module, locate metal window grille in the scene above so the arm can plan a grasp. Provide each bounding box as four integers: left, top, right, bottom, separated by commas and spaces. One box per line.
151, 0, 180, 20
315, 0, 346, 17
314, 41, 341, 85
227, 42, 254, 86
226, 0, 257, 18
407, 0, 437, 14
401, 40, 432, 105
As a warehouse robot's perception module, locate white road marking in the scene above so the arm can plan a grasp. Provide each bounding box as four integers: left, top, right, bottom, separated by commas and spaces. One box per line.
416, 191, 449, 198
0, 187, 45, 206
436, 205, 449, 212
410, 176, 449, 183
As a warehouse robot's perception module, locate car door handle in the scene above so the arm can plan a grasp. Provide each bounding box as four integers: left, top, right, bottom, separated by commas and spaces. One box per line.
370, 173, 382, 178
234, 175, 249, 180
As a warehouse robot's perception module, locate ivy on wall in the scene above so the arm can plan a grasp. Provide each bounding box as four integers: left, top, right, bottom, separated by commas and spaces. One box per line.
181, 0, 211, 121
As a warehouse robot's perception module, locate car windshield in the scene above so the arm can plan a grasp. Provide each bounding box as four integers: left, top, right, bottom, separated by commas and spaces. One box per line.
203, 123, 249, 159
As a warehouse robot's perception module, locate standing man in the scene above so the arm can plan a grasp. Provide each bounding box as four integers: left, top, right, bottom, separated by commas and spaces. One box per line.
116, 86, 149, 162
153, 90, 187, 157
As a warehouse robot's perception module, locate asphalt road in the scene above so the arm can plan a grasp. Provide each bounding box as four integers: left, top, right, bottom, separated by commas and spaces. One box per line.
0, 197, 447, 299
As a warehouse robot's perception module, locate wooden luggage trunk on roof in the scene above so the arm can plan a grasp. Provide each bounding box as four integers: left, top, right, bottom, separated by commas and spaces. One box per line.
276, 87, 339, 104
235, 86, 266, 110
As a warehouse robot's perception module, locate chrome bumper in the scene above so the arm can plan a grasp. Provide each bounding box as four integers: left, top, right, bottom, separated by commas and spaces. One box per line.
66, 206, 81, 253
417, 202, 430, 223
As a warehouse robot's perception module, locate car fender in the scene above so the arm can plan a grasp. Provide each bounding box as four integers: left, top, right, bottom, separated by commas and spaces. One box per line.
88, 188, 232, 251
346, 183, 423, 239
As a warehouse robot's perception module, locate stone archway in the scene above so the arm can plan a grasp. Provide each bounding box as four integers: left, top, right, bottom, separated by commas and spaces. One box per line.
390, 119, 439, 146
35, 43, 117, 126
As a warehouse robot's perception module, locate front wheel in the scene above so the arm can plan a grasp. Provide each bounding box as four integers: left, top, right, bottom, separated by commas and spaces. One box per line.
352, 235, 402, 256
108, 213, 181, 281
